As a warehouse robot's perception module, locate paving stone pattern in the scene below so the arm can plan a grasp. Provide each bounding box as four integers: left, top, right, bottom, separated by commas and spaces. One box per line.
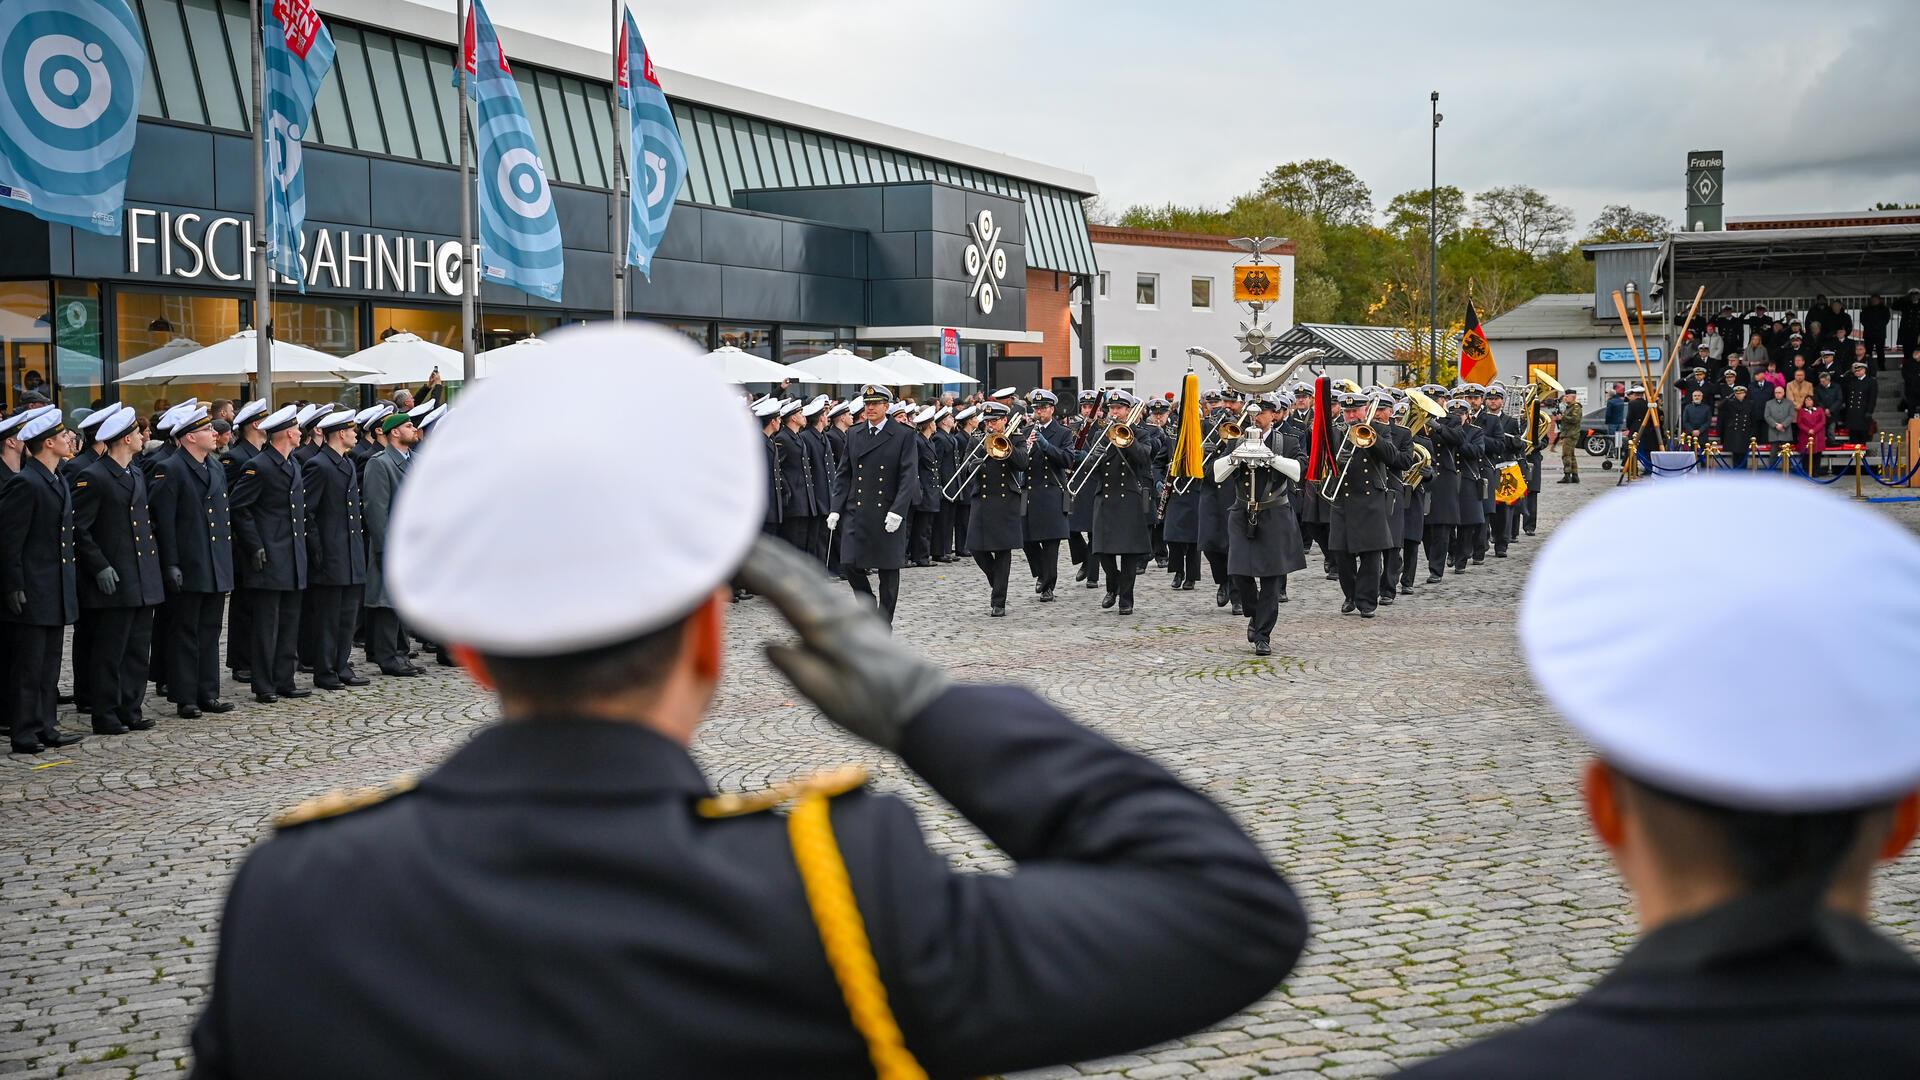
3, 482, 1917, 1078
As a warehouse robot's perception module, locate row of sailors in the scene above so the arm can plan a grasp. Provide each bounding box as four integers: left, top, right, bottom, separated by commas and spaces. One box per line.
0, 394, 446, 754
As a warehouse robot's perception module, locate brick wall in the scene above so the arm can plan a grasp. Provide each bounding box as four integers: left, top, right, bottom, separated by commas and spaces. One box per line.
1010, 269, 1074, 386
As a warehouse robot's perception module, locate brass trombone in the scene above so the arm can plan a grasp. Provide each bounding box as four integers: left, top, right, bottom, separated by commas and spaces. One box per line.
1318, 389, 1387, 500
941, 414, 1022, 501
1066, 400, 1146, 497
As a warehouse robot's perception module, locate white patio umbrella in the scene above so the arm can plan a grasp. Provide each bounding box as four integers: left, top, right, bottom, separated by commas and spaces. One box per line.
874, 349, 979, 385
346, 332, 464, 386
116, 330, 379, 385
787, 347, 909, 386
474, 336, 548, 378
702, 345, 794, 385
116, 337, 205, 379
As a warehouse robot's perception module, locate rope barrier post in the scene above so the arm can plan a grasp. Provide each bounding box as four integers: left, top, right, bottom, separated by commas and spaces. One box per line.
1853, 447, 1866, 501
1781, 444, 1792, 477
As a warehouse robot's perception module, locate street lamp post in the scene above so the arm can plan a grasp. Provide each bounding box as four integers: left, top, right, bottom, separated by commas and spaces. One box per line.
1429, 91, 1442, 385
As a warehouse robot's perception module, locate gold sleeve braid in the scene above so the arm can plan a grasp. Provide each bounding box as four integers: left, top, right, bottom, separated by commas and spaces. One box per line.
787, 792, 929, 1080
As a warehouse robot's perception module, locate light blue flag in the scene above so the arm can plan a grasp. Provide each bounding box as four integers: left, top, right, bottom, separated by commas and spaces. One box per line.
262, 0, 335, 292
0, 0, 146, 235
461, 0, 563, 302
616, 7, 684, 279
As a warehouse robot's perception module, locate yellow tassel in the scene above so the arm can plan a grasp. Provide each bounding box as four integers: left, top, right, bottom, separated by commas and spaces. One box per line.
1170, 371, 1204, 479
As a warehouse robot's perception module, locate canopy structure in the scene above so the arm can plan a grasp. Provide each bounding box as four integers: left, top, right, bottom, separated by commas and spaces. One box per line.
473, 337, 548, 378
702, 345, 794, 384
1654, 224, 1920, 305
346, 333, 463, 386
874, 349, 979, 385
118, 338, 205, 380
117, 330, 379, 385
1255, 324, 1459, 387
788, 348, 909, 386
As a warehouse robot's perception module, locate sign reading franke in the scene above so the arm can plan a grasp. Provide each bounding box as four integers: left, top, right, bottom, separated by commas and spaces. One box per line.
123, 208, 474, 298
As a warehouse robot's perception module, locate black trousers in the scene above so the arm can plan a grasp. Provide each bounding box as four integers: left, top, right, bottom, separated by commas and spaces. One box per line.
1381, 544, 1402, 599
246, 588, 304, 696
1097, 555, 1136, 603
1235, 574, 1281, 643
910, 510, 935, 563
1451, 525, 1476, 571
0, 615, 13, 734
972, 549, 1013, 606
1401, 539, 1421, 589
297, 582, 321, 670
1470, 519, 1492, 560
1067, 531, 1089, 567
1151, 521, 1168, 562
166, 591, 225, 706
1332, 548, 1384, 613
1203, 548, 1229, 587
367, 607, 408, 673
951, 503, 972, 555
807, 516, 830, 565
9, 624, 63, 746
932, 503, 955, 559
844, 567, 900, 626
225, 587, 251, 674
1022, 538, 1060, 593
87, 605, 154, 726
71, 613, 94, 709
776, 516, 814, 559
1167, 541, 1201, 583
1424, 524, 1452, 577
149, 595, 171, 688
308, 584, 363, 684
1489, 505, 1512, 554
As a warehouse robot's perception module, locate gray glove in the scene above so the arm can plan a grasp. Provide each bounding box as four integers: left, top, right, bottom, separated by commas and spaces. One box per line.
167, 567, 183, 590
735, 535, 949, 750
5, 590, 22, 615
252, 549, 268, 572
94, 567, 119, 595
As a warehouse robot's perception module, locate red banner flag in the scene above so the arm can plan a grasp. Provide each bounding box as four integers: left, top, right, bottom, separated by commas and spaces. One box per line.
1460, 300, 1496, 385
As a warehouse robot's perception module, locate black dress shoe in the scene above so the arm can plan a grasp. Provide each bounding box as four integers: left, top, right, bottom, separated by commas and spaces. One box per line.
1074, 566, 1088, 581
1277, 592, 1289, 603
127, 717, 156, 731
1253, 640, 1272, 657
1229, 600, 1243, 615
1084, 578, 1101, 589
176, 705, 202, 720
1181, 580, 1196, 591
1214, 585, 1229, 608
1034, 580, 1046, 593
282, 688, 313, 699
379, 666, 418, 678
1101, 593, 1117, 609
990, 605, 1006, 617
11, 741, 43, 755
1359, 609, 1377, 619
92, 719, 129, 735
1523, 526, 1536, 536
198, 700, 235, 714
1427, 573, 1444, 584
313, 680, 346, 692
1037, 590, 1055, 602
1341, 600, 1357, 614
1118, 601, 1133, 615
1170, 575, 1184, 590
342, 675, 370, 687
1324, 570, 1339, 580
254, 693, 279, 704
297, 663, 314, 674
57, 693, 74, 705
1472, 556, 1486, 564
42, 730, 86, 748
1493, 550, 1508, 559
234, 670, 252, 684
1379, 595, 1395, 606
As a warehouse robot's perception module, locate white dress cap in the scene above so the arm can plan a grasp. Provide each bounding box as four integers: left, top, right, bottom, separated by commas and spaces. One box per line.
1520, 477, 1920, 812
388, 324, 764, 657
96, 406, 138, 443
234, 398, 270, 427
294, 403, 325, 429
317, 410, 357, 433
912, 405, 938, 424
76, 407, 112, 432
801, 399, 825, 418
408, 400, 441, 424
258, 404, 301, 434
18, 408, 64, 442
169, 406, 211, 436
953, 405, 978, 421
751, 397, 783, 418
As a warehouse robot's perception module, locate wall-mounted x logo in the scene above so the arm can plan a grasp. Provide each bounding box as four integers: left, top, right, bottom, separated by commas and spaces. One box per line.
964, 209, 1008, 314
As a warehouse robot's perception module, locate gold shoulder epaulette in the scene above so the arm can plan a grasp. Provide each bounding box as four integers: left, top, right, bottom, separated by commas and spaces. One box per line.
696, 766, 868, 819
273, 773, 420, 829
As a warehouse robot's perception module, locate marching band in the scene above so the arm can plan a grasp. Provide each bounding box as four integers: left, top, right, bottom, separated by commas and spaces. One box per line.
760, 360, 1567, 655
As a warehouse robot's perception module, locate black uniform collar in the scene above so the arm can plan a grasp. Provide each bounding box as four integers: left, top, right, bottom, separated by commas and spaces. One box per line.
421, 717, 712, 802
1600, 890, 1920, 989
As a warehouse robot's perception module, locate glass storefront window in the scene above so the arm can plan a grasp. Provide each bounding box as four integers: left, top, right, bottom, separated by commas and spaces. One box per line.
2, 282, 53, 414
53, 282, 105, 413
477, 312, 563, 354
374, 305, 461, 349
781, 327, 833, 367
718, 324, 772, 358
273, 297, 364, 409
115, 289, 242, 419
652, 319, 711, 351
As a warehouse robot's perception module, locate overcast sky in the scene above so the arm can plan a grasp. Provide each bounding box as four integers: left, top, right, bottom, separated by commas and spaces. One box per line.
476, 0, 1920, 231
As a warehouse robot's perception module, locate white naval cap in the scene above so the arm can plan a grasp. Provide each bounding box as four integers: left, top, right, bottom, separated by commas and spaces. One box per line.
751, 397, 783, 419
317, 410, 357, 433
354, 403, 391, 428
419, 407, 446, 430
76, 407, 112, 433
234, 398, 270, 427
912, 405, 938, 424
170, 405, 211, 436
989, 386, 1016, 400
801, 399, 825, 418
778, 399, 804, 417
18, 407, 64, 442
1, 404, 56, 438
1520, 478, 1920, 812
157, 399, 199, 435
388, 324, 763, 656
408, 400, 441, 424
953, 405, 978, 421
258, 404, 301, 435
96, 405, 138, 443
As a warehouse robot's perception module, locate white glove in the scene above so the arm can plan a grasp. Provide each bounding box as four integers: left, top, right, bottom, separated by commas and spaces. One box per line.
826, 512, 839, 531
1273, 456, 1303, 482
884, 512, 902, 533
1211, 456, 1239, 484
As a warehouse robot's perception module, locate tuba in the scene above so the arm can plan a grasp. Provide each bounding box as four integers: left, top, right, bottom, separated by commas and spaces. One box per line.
1404, 442, 1434, 489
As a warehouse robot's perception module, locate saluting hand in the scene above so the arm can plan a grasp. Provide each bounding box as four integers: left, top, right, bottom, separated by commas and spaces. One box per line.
735, 536, 949, 750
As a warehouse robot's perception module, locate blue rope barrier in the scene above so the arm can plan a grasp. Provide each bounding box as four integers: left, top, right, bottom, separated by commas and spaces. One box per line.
1862, 459, 1920, 488
1788, 459, 1849, 485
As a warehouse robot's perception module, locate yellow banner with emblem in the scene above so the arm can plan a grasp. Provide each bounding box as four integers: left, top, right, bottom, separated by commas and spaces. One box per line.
1233, 263, 1283, 304
1494, 462, 1529, 505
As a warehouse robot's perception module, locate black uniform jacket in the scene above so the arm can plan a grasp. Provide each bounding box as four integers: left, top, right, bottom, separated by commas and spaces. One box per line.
774, 427, 821, 519
301, 446, 367, 588
1326, 423, 1411, 554
964, 441, 1027, 552
831, 419, 918, 570
1401, 897, 1920, 1080
915, 432, 941, 512
0, 458, 79, 626
72, 455, 166, 608
151, 449, 235, 595
1021, 419, 1074, 543
1224, 429, 1307, 579
189, 686, 1305, 1079
1423, 420, 1465, 527
1089, 435, 1154, 555
229, 446, 309, 591
1446, 417, 1488, 526
801, 427, 832, 511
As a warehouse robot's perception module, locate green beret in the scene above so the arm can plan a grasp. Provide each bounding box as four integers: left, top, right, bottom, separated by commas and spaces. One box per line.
381, 414, 413, 434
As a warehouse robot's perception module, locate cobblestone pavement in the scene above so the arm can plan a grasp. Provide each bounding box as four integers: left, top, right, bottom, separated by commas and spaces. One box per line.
3, 479, 1918, 1078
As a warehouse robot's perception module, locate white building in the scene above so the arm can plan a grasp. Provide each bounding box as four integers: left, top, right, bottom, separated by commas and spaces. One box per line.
1089, 226, 1295, 401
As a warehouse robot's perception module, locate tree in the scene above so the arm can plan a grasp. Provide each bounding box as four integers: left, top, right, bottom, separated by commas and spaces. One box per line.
1383, 186, 1467, 240
1584, 204, 1673, 244
1256, 159, 1373, 228
1082, 195, 1117, 226
1115, 197, 1341, 323
1472, 185, 1575, 257
1871, 201, 1920, 210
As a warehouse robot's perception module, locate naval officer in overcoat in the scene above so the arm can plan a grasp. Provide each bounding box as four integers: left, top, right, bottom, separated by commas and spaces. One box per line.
188, 326, 1307, 1078
1325, 393, 1411, 618
71, 405, 167, 734
1216, 397, 1306, 656
828, 384, 918, 626
1020, 390, 1074, 602
963, 401, 1028, 616
228, 405, 311, 703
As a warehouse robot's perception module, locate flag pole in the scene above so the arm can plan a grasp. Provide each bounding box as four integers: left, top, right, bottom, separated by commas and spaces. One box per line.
456, 0, 476, 383
251, 0, 273, 406
611, 1, 626, 323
